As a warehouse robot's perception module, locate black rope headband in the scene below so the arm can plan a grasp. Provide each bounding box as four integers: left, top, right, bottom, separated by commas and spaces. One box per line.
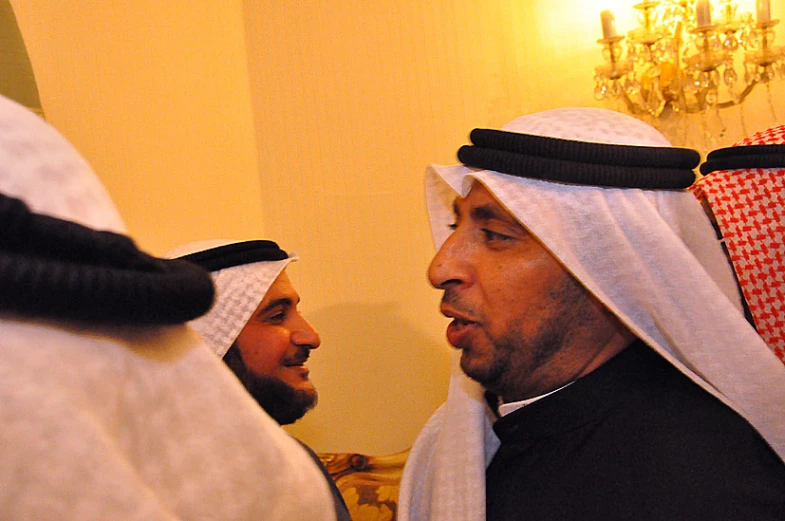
457, 129, 700, 189
700, 144, 785, 175
0, 194, 215, 325
178, 240, 289, 272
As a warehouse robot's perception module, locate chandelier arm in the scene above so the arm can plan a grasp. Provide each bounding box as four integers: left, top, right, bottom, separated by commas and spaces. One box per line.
620, 87, 640, 114
593, 3, 784, 136
716, 79, 760, 109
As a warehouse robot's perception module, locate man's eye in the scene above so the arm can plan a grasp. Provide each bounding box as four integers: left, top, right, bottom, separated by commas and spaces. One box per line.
481, 229, 511, 242
266, 312, 286, 323
447, 223, 457, 231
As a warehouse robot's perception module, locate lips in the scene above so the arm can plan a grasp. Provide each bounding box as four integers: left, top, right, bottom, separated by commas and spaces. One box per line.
283, 349, 309, 366
441, 305, 478, 349
282, 362, 310, 380
282, 351, 311, 377
447, 318, 479, 348
287, 365, 310, 375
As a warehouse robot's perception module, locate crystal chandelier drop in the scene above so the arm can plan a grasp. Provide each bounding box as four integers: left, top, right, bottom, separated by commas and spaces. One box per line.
593, 0, 784, 120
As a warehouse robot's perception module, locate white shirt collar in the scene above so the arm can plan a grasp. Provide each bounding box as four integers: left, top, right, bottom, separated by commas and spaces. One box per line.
497, 381, 575, 417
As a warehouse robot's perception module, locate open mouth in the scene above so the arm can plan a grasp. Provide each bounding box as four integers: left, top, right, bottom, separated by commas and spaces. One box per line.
451, 317, 473, 328
440, 302, 479, 348
447, 318, 478, 348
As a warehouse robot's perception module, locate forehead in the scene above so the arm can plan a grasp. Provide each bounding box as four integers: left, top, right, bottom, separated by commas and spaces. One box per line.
259, 270, 298, 305
454, 181, 522, 225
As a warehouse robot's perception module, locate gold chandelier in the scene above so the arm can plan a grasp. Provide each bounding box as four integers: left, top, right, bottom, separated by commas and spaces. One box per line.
594, 0, 785, 119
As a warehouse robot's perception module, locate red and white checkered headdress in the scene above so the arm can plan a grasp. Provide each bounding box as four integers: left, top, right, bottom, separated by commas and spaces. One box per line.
693, 126, 785, 364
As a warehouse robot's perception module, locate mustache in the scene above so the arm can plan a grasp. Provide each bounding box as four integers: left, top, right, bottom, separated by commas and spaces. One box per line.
283, 347, 311, 366
441, 289, 459, 307
440, 290, 477, 320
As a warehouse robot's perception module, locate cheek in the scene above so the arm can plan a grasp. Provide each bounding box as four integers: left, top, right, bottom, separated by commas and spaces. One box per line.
236, 327, 291, 376
487, 257, 568, 320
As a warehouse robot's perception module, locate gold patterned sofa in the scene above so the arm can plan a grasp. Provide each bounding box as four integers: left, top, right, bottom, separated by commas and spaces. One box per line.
318, 449, 410, 521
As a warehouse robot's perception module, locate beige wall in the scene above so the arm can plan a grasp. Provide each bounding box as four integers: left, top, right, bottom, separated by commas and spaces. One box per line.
12, 0, 784, 454
11, 1, 265, 251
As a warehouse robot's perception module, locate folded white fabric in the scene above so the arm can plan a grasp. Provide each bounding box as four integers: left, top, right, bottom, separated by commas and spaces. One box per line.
167, 239, 297, 358
0, 94, 335, 521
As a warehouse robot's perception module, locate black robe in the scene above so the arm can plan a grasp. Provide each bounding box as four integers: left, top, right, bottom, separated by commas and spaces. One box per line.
486, 342, 785, 520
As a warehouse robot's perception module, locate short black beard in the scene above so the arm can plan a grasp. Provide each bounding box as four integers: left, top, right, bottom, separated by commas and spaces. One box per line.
223, 343, 317, 425
456, 270, 599, 400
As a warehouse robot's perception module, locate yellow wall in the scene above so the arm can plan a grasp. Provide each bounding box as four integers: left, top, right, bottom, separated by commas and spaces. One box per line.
11, 0, 785, 454
11, 1, 265, 250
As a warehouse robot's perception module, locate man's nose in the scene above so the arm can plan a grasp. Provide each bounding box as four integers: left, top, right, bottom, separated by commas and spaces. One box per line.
291, 314, 321, 349
428, 229, 469, 290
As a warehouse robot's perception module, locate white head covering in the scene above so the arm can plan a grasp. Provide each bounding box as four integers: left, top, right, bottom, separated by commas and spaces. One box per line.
399, 107, 785, 521
167, 240, 297, 358
0, 95, 125, 232
0, 94, 335, 521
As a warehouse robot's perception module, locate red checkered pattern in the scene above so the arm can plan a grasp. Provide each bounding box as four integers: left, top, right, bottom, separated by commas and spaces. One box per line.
693, 126, 785, 364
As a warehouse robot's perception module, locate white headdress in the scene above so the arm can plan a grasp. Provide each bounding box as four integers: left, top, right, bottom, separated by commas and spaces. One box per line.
0, 94, 335, 521
0, 95, 125, 232
167, 239, 297, 358
399, 107, 785, 521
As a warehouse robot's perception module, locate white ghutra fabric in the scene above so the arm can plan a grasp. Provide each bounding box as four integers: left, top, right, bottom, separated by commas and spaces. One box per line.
0, 95, 335, 521
167, 240, 297, 358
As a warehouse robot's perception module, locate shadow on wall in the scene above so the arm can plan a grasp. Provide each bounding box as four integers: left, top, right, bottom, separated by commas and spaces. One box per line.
0, 0, 43, 115
285, 300, 452, 455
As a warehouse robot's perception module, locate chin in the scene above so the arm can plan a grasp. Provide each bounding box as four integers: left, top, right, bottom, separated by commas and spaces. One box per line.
461, 362, 489, 386
241, 372, 318, 425
460, 353, 500, 390
293, 385, 317, 404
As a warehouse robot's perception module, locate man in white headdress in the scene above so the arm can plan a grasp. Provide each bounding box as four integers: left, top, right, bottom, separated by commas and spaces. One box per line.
0, 94, 336, 521
398, 108, 785, 521
169, 239, 351, 521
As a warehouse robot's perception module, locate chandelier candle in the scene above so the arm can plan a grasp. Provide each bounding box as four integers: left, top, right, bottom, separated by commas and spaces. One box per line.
758, 0, 771, 23
593, 0, 784, 129
600, 10, 617, 39
696, 0, 712, 28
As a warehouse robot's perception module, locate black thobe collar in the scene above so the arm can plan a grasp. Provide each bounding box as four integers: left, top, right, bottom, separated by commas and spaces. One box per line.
491, 340, 670, 444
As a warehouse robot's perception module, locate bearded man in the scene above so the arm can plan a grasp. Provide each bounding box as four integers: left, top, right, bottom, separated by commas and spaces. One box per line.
0, 94, 336, 521
172, 240, 350, 521
399, 108, 785, 521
